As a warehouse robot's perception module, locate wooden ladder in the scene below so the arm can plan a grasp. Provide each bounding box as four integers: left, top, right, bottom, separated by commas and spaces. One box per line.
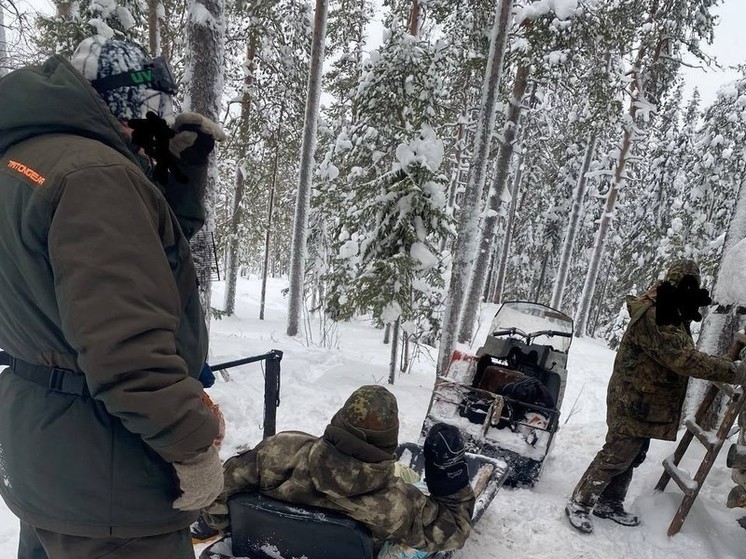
654, 380, 746, 536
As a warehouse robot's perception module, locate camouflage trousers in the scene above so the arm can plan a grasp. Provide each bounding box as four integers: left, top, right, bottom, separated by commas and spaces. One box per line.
572, 432, 650, 508
18, 521, 193, 559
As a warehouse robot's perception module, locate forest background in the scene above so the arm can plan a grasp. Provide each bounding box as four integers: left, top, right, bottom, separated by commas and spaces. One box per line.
2, 0, 746, 393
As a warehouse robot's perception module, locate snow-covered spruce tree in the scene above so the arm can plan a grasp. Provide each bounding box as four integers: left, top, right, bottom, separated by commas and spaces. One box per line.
35, 0, 146, 56
287, 0, 329, 337
574, 0, 722, 337
437, 0, 514, 375
320, 25, 453, 382
182, 0, 224, 323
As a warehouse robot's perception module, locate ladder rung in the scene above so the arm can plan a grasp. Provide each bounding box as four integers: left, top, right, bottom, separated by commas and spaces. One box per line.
662, 456, 698, 497
684, 419, 718, 452
713, 381, 742, 398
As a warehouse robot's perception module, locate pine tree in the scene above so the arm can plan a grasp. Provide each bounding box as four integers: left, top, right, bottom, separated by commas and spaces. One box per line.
287, 0, 329, 337
183, 0, 225, 323
437, 0, 514, 375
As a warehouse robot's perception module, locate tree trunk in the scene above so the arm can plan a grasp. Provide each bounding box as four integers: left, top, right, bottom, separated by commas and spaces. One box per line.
574, 103, 636, 337
146, 0, 161, 56
0, 2, 8, 77
388, 318, 400, 384
224, 39, 257, 316
183, 0, 225, 331
260, 108, 285, 320
408, 0, 421, 37
401, 331, 409, 373
688, 173, 746, 428
550, 131, 598, 312
383, 323, 391, 344
437, 0, 514, 374
458, 62, 530, 343
287, 0, 328, 336
491, 136, 528, 304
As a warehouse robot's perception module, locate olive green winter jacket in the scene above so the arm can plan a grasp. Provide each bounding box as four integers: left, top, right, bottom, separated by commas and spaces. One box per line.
606, 288, 736, 441
204, 427, 475, 553
0, 56, 218, 537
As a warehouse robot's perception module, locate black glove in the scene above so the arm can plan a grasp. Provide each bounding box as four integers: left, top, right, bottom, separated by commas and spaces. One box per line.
128, 111, 186, 185
423, 423, 469, 497
170, 112, 227, 166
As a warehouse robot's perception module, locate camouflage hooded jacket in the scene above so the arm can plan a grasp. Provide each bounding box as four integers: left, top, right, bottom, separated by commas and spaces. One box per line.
607, 288, 735, 440
203, 426, 475, 553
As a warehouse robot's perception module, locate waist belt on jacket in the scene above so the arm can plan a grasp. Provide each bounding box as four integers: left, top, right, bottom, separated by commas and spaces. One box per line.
0, 350, 88, 396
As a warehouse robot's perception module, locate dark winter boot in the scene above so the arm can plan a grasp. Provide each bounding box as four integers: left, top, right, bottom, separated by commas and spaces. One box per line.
565, 500, 593, 534
191, 514, 220, 545
592, 502, 640, 527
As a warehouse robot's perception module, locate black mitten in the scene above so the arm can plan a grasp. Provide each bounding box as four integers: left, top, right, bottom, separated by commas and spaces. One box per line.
170, 112, 226, 166
656, 281, 680, 326
423, 423, 469, 497
128, 111, 187, 185
676, 275, 711, 322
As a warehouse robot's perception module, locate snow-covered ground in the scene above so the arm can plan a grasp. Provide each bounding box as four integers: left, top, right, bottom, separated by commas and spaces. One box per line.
2, 276, 746, 558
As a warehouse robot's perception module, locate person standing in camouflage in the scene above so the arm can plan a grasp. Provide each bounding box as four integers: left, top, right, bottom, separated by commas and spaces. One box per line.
202, 385, 475, 554
565, 259, 746, 534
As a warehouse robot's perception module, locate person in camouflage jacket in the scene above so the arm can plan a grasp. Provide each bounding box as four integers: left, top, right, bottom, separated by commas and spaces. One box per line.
565, 259, 743, 534
202, 385, 476, 555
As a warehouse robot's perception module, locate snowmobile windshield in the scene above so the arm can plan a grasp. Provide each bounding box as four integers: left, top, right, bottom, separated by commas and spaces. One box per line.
490, 302, 573, 352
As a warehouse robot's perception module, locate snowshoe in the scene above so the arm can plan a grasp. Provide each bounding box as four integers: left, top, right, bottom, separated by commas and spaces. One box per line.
592, 502, 640, 527
565, 501, 593, 534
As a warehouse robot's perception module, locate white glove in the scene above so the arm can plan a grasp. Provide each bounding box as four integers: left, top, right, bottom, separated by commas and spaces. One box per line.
172, 445, 224, 511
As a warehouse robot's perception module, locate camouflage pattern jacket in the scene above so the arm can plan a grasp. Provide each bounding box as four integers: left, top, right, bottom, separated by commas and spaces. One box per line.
607, 290, 735, 441
204, 426, 475, 553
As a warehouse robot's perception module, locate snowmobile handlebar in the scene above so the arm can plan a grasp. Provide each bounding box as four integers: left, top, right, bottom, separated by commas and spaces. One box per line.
491, 328, 572, 344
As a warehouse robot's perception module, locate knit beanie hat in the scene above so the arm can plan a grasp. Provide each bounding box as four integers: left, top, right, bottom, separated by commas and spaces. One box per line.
330, 385, 400, 454
71, 35, 175, 122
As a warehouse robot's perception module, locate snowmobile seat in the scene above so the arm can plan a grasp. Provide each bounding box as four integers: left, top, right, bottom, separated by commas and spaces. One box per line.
227, 492, 375, 559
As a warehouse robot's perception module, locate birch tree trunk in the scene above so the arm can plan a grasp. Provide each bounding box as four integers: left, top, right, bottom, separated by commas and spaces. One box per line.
260, 108, 285, 320
224, 39, 257, 316
287, 0, 328, 336
437, 0, 514, 374
550, 131, 598, 311
183, 0, 225, 329
458, 62, 530, 343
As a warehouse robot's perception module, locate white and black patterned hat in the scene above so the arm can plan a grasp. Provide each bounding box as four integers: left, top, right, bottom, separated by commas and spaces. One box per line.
71, 35, 175, 122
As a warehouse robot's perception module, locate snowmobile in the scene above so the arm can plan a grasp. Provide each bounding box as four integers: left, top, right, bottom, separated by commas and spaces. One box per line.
198, 444, 509, 559
420, 301, 573, 487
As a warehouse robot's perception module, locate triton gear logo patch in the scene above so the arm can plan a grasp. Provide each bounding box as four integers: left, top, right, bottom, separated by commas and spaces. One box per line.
7, 160, 46, 186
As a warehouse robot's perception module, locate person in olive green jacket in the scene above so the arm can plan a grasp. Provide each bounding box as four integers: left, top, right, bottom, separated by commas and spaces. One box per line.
0, 36, 225, 558
565, 259, 745, 534
201, 385, 476, 557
